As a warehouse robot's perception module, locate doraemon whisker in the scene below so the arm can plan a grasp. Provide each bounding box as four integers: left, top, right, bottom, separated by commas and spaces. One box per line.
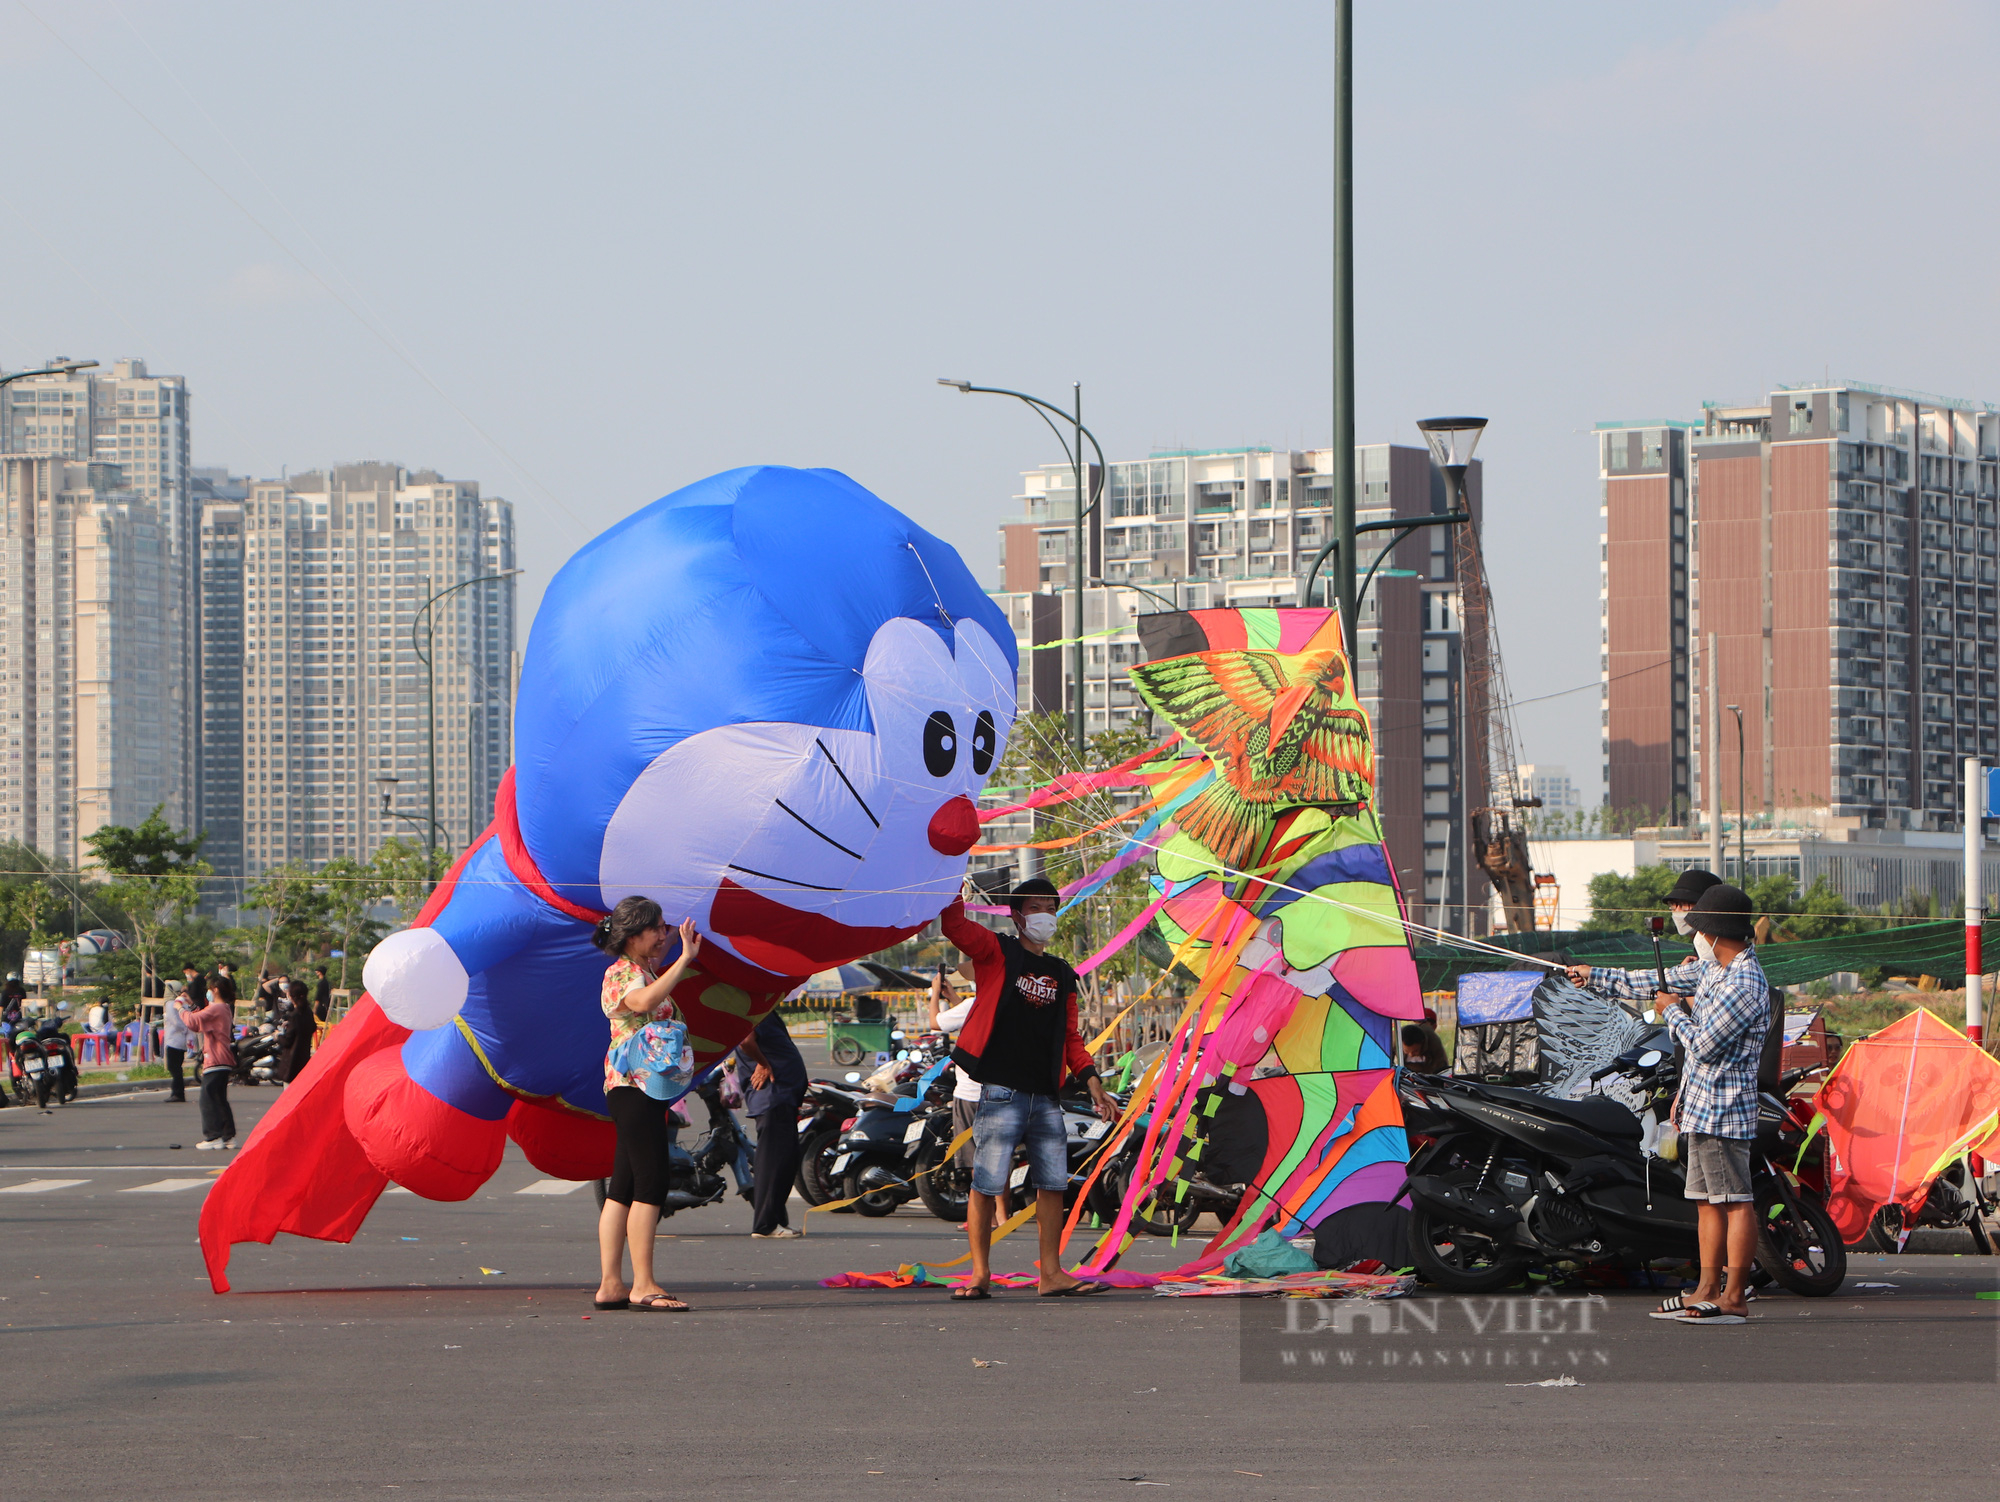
725, 863, 843, 892
773, 799, 867, 860
813, 737, 880, 827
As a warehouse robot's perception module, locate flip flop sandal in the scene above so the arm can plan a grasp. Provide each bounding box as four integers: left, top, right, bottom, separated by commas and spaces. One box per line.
1674, 1301, 1746, 1324
630, 1292, 691, 1313
1041, 1280, 1111, 1297
949, 1286, 992, 1301
1648, 1293, 1691, 1320
593, 1297, 631, 1311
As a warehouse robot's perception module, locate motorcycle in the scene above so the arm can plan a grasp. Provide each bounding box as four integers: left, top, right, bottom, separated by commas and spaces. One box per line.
911, 1082, 1128, 1225
793, 1079, 868, 1207
1085, 1108, 1246, 1236
232, 1023, 285, 1087
17, 1021, 79, 1107
1866, 1153, 1995, 1254
1396, 1032, 1846, 1297
826, 1032, 960, 1217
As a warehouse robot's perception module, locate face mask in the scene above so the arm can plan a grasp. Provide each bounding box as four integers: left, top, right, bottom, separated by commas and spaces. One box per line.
1021, 912, 1059, 944
1693, 932, 1717, 964
1671, 909, 1693, 937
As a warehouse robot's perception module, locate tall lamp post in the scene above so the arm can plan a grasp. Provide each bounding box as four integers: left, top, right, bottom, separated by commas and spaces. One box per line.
1726, 703, 1746, 882
374, 775, 448, 847
939, 380, 1108, 758
0, 358, 98, 392
1331, 0, 1355, 656
413, 570, 521, 861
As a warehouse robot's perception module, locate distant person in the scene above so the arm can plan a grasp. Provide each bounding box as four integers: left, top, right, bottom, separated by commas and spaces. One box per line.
176, 967, 236, 1150
160, 979, 192, 1103
255, 970, 283, 1022
736, 1008, 808, 1240
273, 977, 314, 1083
212, 960, 239, 1014
928, 962, 988, 1220
313, 965, 332, 1021
940, 876, 1118, 1300
1400, 1024, 1448, 1074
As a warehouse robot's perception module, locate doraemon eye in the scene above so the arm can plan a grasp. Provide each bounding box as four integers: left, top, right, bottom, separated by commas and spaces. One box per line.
923, 711, 957, 776
972, 710, 996, 775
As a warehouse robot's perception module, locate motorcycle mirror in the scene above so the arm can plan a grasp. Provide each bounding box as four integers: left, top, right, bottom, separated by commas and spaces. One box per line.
844, 1071, 861, 1084
1637, 1049, 1664, 1069
896, 1050, 909, 1061
890, 1031, 905, 1040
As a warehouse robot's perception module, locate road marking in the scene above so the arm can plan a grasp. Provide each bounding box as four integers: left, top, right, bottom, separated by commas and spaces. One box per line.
0, 1179, 89, 1194
121, 1178, 213, 1194
515, 1179, 587, 1196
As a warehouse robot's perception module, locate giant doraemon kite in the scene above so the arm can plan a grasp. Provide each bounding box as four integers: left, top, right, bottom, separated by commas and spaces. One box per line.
199, 466, 1015, 1290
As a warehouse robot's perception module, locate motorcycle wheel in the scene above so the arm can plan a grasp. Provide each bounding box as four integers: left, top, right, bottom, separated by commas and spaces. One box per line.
915, 1137, 970, 1225
842, 1159, 905, 1218
6, 1066, 26, 1106
1865, 1204, 1907, 1254
1095, 1152, 1198, 1237
35, 1067, 53, 1109
795, 1126, 842, 1206
58, 1066, 77, 1104
1760, 1192, 1847, 1296
1406, 1205, 1527, 1294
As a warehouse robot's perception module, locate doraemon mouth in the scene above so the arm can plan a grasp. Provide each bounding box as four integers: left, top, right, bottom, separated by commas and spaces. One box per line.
598, 616, 1013, 978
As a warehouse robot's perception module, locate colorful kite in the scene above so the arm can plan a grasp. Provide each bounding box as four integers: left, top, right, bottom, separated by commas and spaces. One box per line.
199, 466, 1016, 1291
1810, 1007, 2000, 1243
1050, 606, 1421, 1276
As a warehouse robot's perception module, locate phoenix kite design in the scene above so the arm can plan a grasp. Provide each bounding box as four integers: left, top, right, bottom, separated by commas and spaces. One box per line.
1128, 646, 1373, 871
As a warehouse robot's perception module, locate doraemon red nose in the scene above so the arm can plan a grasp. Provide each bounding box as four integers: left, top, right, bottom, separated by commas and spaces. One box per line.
927, 795, 981, 856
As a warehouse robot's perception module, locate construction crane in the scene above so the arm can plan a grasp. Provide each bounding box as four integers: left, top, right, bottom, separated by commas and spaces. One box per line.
1452, 502, 1543, 936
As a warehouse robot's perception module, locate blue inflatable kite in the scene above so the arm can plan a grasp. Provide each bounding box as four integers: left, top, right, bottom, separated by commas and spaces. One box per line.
200, 466, 1016, 1289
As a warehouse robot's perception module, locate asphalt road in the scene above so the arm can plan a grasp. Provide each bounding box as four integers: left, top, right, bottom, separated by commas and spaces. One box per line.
3, 1085, 1997, 1501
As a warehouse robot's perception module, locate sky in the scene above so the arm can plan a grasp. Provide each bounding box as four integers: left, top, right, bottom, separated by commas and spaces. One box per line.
5, 0, 1999, 801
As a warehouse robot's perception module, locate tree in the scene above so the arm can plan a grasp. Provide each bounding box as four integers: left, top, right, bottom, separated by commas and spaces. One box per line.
983, 711, 1165, 991
85, 807, 210, 1002
319, 855, 389, 987
243, 861, 327, 982
1581, 865, 1682, 934
370, 838, 452, 930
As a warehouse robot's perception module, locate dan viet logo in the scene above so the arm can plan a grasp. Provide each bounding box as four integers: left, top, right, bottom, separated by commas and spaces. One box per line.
1243, 1296, 1613, 1383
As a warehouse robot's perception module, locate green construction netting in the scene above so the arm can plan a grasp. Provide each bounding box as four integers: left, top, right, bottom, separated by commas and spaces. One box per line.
1415, 919, 1992, 993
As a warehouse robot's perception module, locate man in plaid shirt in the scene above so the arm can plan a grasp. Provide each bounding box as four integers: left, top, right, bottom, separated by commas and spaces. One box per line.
1570, 883, 1769, 1326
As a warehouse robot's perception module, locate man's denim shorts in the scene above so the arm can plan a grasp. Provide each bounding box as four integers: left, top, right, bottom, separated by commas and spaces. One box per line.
970, 1084, 1068, 1197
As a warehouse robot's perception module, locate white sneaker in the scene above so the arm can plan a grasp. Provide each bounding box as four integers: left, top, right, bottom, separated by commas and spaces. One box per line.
751, 1226, 802, 1239
195, 1139, 224, 1151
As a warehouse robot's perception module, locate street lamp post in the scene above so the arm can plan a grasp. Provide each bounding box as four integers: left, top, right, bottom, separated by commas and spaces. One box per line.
374, 775, 448, 847
1726, 703, 1747, 882
940, 379, 1108, 759
413, 570, 521, 861
1297, 511, 1470, 612
0, 359, 98, 392
1332, 0, 1356, 657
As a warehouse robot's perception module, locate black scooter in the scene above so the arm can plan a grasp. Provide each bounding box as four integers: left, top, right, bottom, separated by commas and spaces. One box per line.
1397, 1032, 1846, 1297
592, 1074, 753, 1217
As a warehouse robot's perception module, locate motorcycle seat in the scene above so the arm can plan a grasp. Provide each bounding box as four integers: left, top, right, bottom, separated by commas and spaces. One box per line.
1477, 1084, 1642, 1140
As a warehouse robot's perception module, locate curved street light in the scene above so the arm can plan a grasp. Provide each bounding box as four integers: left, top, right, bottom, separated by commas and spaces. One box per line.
413, 570, 521, 862
940, 379, 1108, 757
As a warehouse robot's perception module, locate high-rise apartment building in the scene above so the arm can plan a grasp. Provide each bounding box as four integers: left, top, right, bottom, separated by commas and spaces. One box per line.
1518, 763, 1582, 815
0, 457, 175, 863
991, 444, 1487, 923
1601, 381, 2000, 901
236, 463, 515, 876
195, 470, 250, 902
0, 360, 196, 826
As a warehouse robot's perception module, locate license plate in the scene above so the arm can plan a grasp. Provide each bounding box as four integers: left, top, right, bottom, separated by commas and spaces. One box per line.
902, 1121, 925, 1147
830, 1153, 853, 1176
24, 1058, 43, 1073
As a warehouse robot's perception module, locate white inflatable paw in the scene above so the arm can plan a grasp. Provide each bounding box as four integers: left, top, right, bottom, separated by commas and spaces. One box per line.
364, 928, 470, 1031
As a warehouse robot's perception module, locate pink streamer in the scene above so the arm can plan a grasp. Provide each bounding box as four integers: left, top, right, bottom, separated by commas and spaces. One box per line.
1074, 894, 1173, 976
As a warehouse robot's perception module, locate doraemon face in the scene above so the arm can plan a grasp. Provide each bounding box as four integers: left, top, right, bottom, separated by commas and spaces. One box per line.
598, 616, 1014, 977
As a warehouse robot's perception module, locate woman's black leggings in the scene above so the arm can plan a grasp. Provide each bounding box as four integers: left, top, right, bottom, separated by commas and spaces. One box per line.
199, 1067, 235, 1143
605, 1086, 672, 1207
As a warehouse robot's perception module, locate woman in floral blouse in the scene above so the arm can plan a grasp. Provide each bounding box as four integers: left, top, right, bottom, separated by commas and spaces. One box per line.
593, 896, 702, 1312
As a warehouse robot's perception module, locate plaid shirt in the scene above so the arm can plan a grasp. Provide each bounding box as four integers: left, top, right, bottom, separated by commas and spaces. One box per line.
1591, 956, 1704, 1003
1660, 949, 1771, 1139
